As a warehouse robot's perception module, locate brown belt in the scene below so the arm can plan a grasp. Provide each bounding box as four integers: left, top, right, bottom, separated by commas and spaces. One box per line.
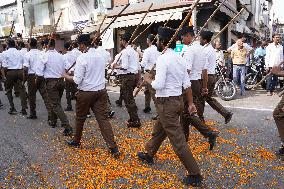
157, 95, 181, 102
45, 78, 63, 81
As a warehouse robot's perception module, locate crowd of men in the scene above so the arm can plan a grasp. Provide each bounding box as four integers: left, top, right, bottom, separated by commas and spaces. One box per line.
0, 25, 283, 187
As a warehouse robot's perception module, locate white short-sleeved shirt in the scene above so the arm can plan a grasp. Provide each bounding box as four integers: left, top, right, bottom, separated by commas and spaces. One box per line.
40, 49, 65, 79
73, 48, 105, 91
24, 49, 43, 74
1, 48, 24, 69
140, 45, 161, 70
182, 41, 206, 80
265, 43, 283, 68
152, 49, 191, 97
203, 44, 217, 74
120, 45, 139, 74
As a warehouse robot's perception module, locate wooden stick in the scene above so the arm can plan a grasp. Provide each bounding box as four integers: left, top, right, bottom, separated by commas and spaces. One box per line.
134, 0, 202, 97
52, 11, 63, 36
209, 7, 246, 44
132, 21, 155, 43
129, 3, 154, 43
91, 14, 108, 46
192, 0, 227, 43
99, 4, 130, 38
9, 21, 15, 37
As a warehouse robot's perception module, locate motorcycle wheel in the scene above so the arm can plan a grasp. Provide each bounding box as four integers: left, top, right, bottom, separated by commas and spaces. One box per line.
245, 73, 257, 90
215, 80, 236, 101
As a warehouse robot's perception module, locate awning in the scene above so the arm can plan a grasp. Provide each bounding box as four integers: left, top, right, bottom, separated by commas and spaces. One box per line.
83, 6, 189, 33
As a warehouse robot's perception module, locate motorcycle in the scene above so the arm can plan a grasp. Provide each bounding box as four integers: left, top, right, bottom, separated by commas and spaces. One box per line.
244, 56, 266, 90
214, 64, 236, 101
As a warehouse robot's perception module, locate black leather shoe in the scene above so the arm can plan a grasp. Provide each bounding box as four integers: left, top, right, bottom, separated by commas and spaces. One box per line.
21, 109, 27, 115
0, 104, 3, 109
143, 107, 151, 113
108, 111, 115, 118
137, 152, 154, 164
110, 147, 121, 158
127, 120, 141, 128
63, 127, 73, 136
115, 100, 122, 107
67, 140, 80, 147
208, 131, 219, 150
27, 115, 37, 119
65, 107, 73, 111
8, 108, 17, 115
225, 112, 233, 124
276, 145, 284, 157
182, 174, 203, 187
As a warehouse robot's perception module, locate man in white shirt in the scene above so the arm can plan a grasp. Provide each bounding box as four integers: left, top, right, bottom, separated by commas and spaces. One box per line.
200, 31, 233, 124
137, 27, 202, 187
63, 42, 79, 111
140, 34, 161, 114
265, 34, 283, 95
23, 38, 52, 120
179, 26, 218, 150
112, 32, 140, 128
39, 39, 72, 136
63, 34, 120, 158
1, 38, 27, 115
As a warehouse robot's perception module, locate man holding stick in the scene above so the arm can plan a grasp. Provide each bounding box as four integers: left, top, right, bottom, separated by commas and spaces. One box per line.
63, 34, 121, 158
271, 65, 284, 159
137, 27, 203, 186
24, 38, 53, 120
38, 39, 73, 136
112, 32, 141, 128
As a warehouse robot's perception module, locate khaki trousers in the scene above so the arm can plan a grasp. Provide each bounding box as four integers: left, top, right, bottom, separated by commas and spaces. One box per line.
191, 80, 204, 121
145, 96, 200, 175
45, 79, 70, 128
27, 75, 52, 117
74, 89, 117, 148
5, 69, 27, 110
120, 74, 139, 121
181, 90, 213, 140
273, 95, 284, 142
200, 75, 230, 118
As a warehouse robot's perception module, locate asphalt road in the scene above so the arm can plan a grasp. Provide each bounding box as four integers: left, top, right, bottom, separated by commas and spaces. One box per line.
0, 86, 283, 188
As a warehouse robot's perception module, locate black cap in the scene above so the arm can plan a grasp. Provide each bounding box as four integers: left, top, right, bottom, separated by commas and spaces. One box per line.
200, 30, 214, 41
147, 34, 155, 42
178, 26, 194, 37
121, 32, 132, 42
30, 38, 37, 48
7, 38, 16, 48
64, 41, 71, 49
77, 34, 90, 44
157, 26, 175, 39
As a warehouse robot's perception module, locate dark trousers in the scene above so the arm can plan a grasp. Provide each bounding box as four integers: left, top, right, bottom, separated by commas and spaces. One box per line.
27, 75, 52, 117
266, 74, 278, 93
74, 89, 117, 148
273, 95, 284, 142
145, 96, 200, 175
45, 79, 70, 128
5, 69, 27, 110
120, 74, 139, 121
65, 80, 77, 108
200, 75, 230, 119
181, 91, 213, 141
191, 80, 205, 121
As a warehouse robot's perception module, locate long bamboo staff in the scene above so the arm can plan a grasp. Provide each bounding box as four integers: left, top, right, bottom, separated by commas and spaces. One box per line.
191, 0, 227, 43
133, 0, 202, 97
91, 14, 107, 46
96, 4, 130, 41
278, 88, 284, 97
111, 3, 154, 67
132, 21, 155, 43
9, 21, 15, 37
